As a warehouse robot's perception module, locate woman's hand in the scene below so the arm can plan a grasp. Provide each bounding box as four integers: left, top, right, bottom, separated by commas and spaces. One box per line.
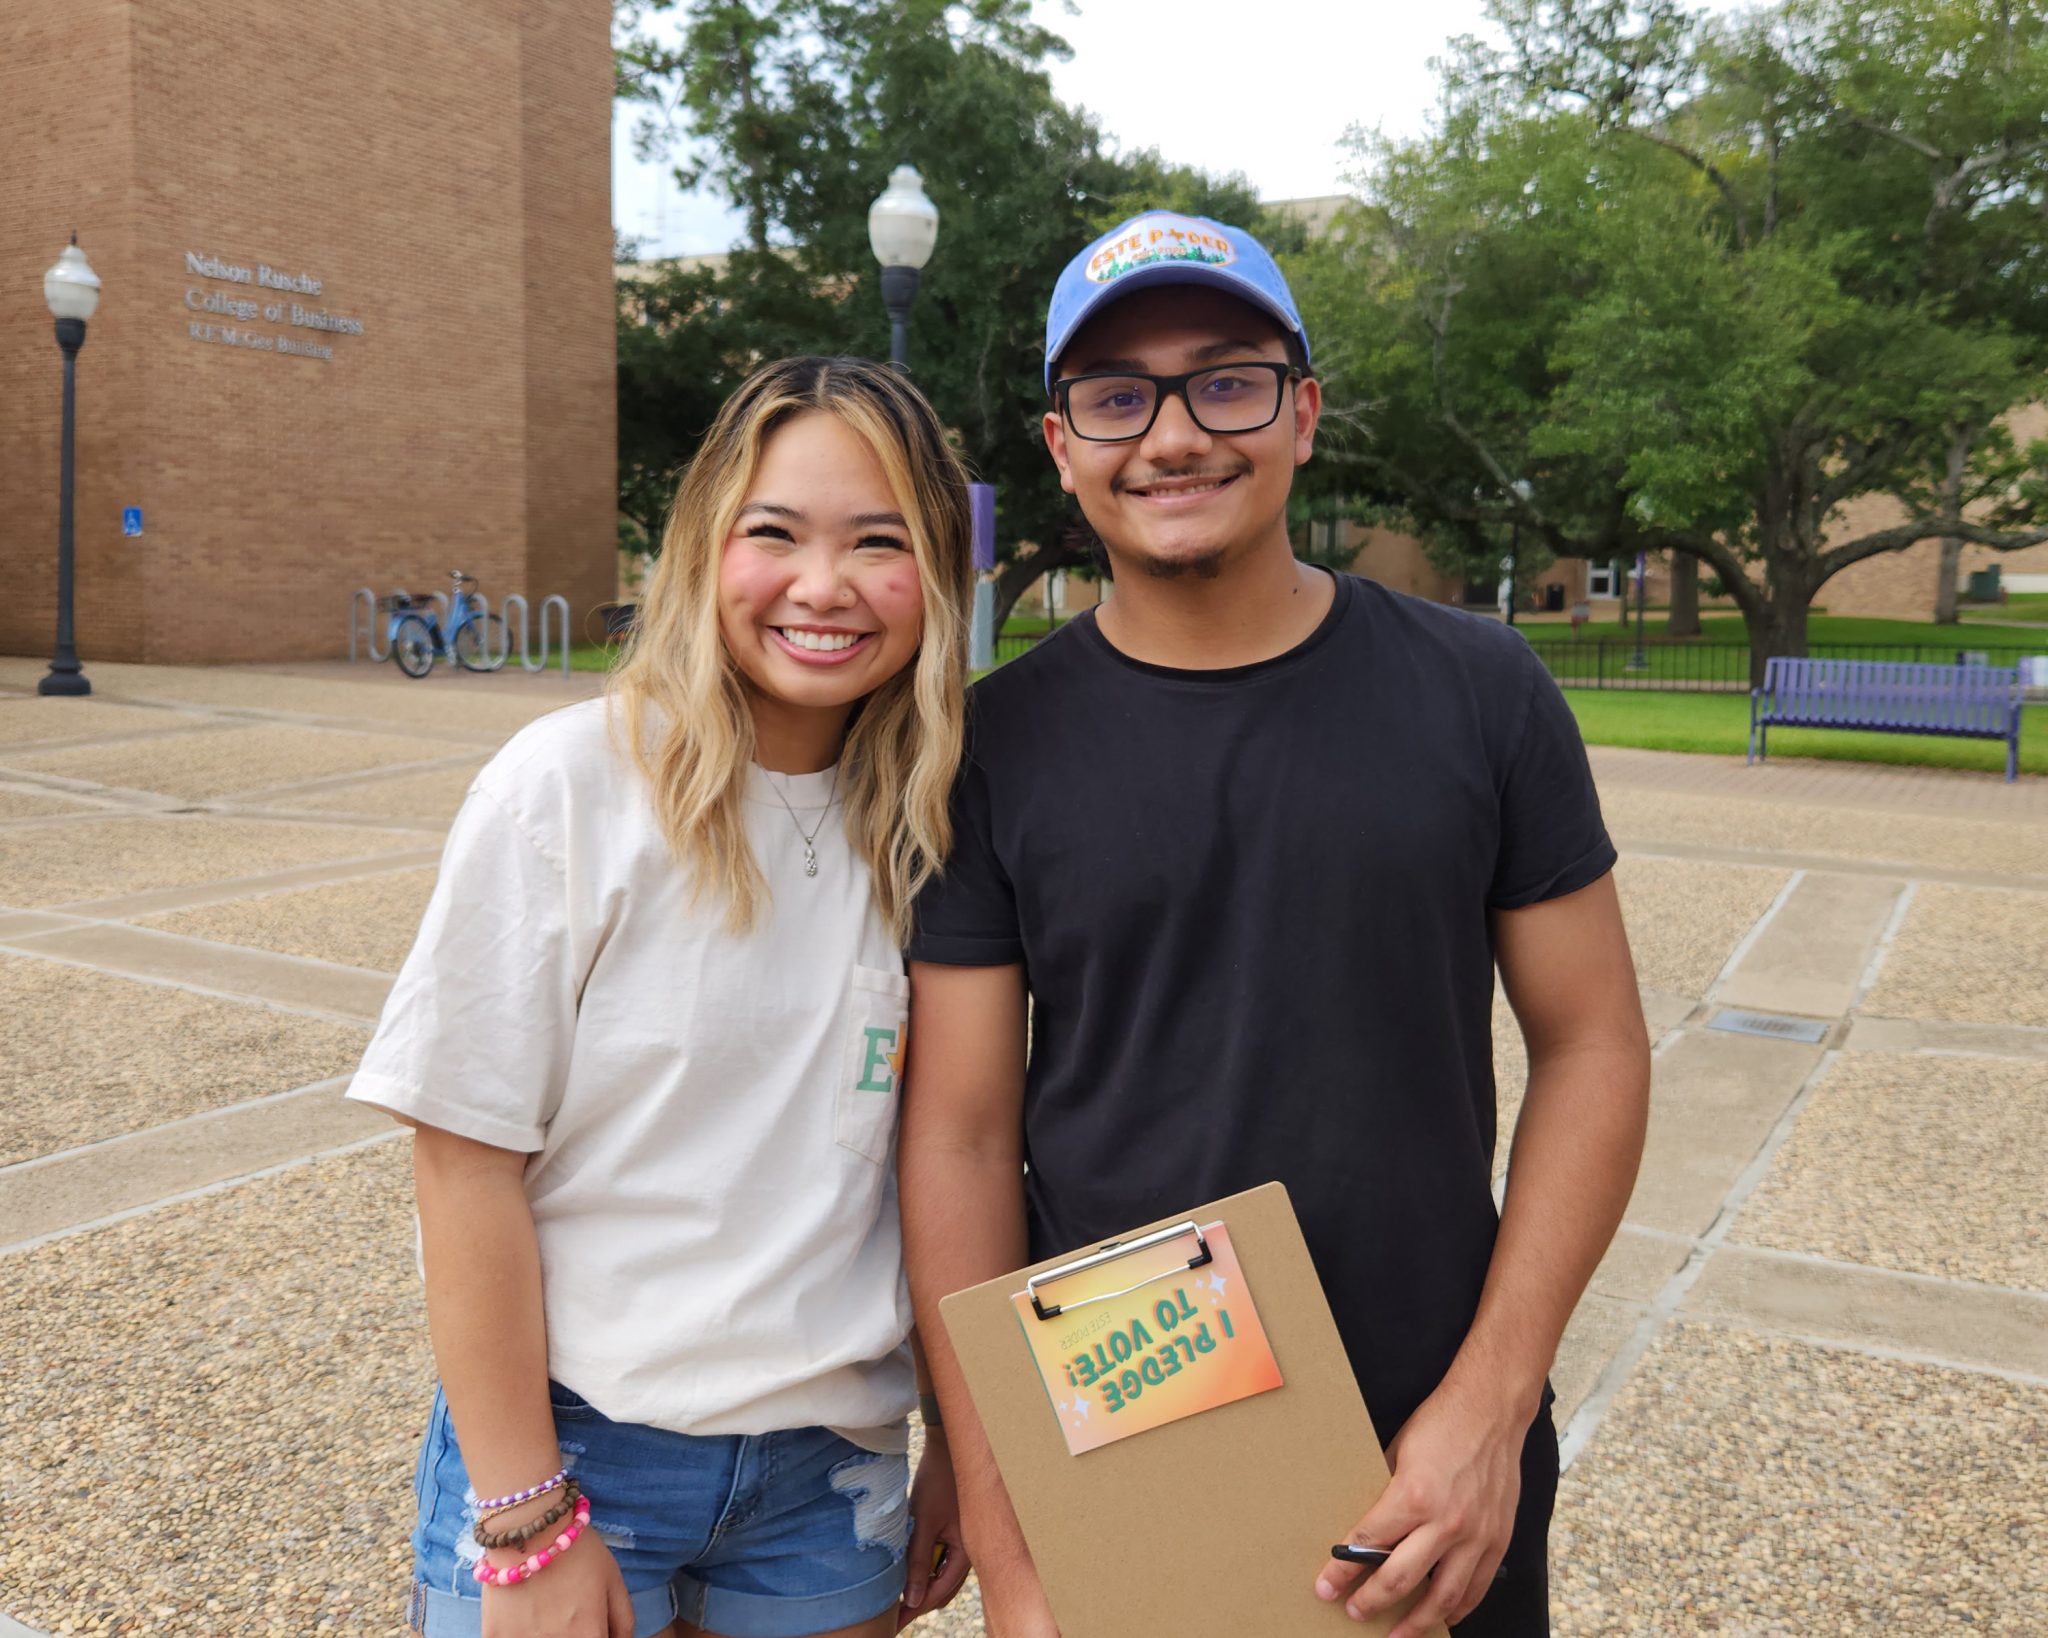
898, 1430, 971, 1628
479, 1528, 634, 1638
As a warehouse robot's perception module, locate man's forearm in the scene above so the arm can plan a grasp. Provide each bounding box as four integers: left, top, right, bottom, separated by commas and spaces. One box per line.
900, 1132, 1035, 1580
1448, 1033, 1650, 1417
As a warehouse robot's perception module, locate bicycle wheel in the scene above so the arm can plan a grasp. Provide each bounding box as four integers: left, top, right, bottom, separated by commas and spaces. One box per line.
454, 613, 508, 673
392, 615, 437, 678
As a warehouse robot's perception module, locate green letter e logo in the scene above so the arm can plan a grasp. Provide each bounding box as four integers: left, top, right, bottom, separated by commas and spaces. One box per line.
856, 1026, 901, 1093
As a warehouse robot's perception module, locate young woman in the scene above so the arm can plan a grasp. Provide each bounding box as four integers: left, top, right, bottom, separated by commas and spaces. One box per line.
349, 356, 976, 1638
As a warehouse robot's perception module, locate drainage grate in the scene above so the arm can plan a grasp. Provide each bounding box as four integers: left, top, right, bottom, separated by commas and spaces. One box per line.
1708, 1008, 1828, 1044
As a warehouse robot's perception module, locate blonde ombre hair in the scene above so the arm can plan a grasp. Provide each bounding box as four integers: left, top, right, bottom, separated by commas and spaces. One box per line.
610, 356, 974, 944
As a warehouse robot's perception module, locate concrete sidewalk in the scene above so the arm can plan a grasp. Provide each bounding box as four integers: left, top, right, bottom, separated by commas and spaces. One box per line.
2, 655, 2042, 1636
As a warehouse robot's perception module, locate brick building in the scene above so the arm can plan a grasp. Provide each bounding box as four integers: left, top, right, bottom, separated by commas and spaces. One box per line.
0, 0, 616, 666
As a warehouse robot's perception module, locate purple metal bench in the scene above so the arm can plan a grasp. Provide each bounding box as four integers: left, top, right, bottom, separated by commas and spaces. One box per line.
1749, 657, 2025, 782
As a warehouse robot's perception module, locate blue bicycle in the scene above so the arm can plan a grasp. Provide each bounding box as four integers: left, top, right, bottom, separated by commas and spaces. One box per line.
383, 570, 506, 678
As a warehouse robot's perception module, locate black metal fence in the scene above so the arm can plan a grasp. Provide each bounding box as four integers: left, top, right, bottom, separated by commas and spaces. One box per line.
987, 630, 2043, 690
992, 631, 1047, 665
1522, 639, 2044, 693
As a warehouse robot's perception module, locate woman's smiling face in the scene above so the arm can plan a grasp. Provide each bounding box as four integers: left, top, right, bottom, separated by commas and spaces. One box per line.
717, 410, 925, 754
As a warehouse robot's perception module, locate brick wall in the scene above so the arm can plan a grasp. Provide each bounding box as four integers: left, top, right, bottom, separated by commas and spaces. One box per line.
0, 0, 614, 665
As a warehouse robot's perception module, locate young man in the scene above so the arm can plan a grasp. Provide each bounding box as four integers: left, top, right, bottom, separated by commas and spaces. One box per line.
900, 212, 1650, 1638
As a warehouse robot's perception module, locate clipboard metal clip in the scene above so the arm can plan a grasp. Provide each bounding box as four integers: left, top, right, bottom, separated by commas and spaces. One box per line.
1026, 1220, 1213, 1322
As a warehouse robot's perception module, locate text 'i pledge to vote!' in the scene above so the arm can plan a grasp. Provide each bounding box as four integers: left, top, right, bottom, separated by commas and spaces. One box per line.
1012, 1224, 1284, 1457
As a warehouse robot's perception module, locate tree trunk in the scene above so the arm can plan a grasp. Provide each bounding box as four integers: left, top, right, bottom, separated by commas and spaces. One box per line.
990, 523, 1100, 635
1933, 537, 1963, 624
1666, 553, 1700, 637
1747, 569, 1814, 688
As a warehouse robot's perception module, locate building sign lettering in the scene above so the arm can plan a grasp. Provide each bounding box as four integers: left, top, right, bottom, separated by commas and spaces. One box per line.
180, 249, 363, 363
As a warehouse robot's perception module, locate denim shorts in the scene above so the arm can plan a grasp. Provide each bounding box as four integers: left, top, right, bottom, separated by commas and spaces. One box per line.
408, 1383, 910, 1638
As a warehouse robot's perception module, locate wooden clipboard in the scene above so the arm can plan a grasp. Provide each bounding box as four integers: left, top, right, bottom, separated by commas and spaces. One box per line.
939, 1182, 1446, 1638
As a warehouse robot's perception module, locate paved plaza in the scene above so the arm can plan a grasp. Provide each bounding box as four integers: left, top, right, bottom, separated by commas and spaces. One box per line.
1, 654, 2043, 1637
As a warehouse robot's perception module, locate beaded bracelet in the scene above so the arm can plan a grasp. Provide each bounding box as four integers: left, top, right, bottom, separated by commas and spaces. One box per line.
474, 1467, 569, 1514
474, 1494, 592, 1587
477, 1475, 571, 1528
473, 1479, 582, 1550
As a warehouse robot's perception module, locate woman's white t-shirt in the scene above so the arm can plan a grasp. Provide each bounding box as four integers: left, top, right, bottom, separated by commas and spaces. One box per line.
348, 698, 914, 1444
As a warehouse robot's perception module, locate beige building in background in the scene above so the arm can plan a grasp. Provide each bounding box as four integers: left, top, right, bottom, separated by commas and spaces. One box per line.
0, 0, 617, 665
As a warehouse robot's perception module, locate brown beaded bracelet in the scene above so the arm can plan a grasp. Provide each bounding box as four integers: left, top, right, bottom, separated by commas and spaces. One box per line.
473, 1478, 583, 1550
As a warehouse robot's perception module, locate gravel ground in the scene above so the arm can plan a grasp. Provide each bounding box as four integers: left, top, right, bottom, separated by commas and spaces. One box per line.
0, 658, 574, 739
1864, 883, 2048, 1029
267, 764, 483, 826
0, 815, 432, 908
0, 953, 369, 1165
0, 1141, 430, 1638
141, 869, 439, 975
6, 725, 457, 803
1552, 1322, 2046, 1636
0, 787, 97, 819
1602, 785, 2048, 880
1612, 855, 1789, 997
0, 699, 187, 747
1730, 1052, 2048, 1292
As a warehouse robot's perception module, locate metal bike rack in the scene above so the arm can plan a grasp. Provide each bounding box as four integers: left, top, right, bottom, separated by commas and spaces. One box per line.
348, 588, 387, 663
349, 588, 566, 674
467, 592, 512, 668
496, 594, 571, 676
540, 595, 570, 676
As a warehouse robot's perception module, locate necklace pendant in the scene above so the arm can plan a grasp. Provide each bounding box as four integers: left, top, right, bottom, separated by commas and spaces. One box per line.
804, 844, 818, 878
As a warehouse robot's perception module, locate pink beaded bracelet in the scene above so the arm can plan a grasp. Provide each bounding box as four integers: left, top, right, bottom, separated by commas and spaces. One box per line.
473, 1494, 593, 1588
474, 1467, 569, 1513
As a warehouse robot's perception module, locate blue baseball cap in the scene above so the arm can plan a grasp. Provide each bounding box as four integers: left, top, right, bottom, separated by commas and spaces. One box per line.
1044, 211, 1309, 392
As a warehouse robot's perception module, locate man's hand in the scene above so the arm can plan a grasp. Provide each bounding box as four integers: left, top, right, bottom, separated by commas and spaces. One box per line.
1314, 1378, 1529, 1637
899, 1431, 971, 1628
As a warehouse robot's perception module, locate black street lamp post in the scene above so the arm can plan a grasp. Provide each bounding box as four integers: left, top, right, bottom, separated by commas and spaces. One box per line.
40, 237, 101, 698
1628, 550, 1649, 671
1505, 477, 1533, 629
868, 164, 938, 370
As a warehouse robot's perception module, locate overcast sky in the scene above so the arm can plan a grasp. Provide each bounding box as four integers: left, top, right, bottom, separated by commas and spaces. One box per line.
612, 0, 1514, 257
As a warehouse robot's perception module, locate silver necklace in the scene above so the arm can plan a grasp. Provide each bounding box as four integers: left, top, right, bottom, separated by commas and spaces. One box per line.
765, 763, 840, 878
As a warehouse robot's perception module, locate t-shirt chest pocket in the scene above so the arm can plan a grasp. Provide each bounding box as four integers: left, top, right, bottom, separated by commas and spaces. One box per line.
836, 965, 910, 1164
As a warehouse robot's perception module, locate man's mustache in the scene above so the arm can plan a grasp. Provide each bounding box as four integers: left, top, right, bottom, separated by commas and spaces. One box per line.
1110, 461, 1252, 496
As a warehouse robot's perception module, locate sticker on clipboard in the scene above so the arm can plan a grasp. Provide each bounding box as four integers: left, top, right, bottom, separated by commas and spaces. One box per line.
1012, 1220, 1283, 1456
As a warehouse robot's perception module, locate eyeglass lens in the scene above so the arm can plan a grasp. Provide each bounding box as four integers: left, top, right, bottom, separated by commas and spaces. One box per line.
1065, 367, 1284, 440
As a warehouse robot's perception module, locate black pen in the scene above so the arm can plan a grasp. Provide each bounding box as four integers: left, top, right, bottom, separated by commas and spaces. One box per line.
1330, 1544, 1510, 1582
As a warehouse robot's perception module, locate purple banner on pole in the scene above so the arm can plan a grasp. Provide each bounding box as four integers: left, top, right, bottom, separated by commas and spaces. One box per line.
971, 482, 996, 572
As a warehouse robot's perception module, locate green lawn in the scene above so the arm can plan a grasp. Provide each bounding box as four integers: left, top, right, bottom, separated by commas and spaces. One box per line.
1959, 592, 2048, 624
567, 642, 621, 674
1565, 689, 2047, 777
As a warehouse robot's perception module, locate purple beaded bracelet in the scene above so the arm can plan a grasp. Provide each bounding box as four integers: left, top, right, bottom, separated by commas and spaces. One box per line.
475, 1467, 569, 1513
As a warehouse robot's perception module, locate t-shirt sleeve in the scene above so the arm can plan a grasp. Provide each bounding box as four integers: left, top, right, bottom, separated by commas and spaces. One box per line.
346, 783, 583, 1150
908, 751, 1023, 966
1488, 649, 1617, 910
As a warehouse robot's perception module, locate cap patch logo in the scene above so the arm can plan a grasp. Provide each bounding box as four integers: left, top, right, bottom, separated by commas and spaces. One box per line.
1085, 214, 1237, 285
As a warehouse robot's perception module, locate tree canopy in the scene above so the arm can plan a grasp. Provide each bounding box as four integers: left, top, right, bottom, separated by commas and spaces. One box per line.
613, 0, 1277, 626
1295, 0, 2048, 675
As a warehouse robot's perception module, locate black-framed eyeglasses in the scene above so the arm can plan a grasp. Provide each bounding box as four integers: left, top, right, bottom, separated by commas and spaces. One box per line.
1054, 361, 1301, 443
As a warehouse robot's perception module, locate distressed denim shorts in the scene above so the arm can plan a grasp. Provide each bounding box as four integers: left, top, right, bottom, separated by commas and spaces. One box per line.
408, 1382, 910, 1638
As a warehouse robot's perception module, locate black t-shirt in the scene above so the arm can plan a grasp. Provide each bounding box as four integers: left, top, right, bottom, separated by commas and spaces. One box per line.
911, 570, 1615, 1450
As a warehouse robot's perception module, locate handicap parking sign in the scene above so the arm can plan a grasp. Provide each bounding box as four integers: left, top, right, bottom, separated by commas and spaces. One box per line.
122, 507, 143, 537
